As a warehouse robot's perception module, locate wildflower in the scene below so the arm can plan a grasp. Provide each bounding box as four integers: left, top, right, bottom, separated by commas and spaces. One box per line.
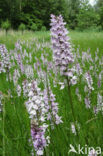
31, 124, 47, 156
75, 88, 81, 102
0, 44, 11, 74
24, 65, 34, 79
15, 41, 22, 51
43, 87, 63, 126
84, 72, 94, 91
88, 149, 97, 156
70, 76, 77, 85
50, 14, 74, 77
97, 73, 102, 88
84, 85, 89, 93
75, 63, 82, 75
17, 54, 24, 73
25, 81, 49, 155
71, 123, 76, 135
71, 122, 80, 135
85, 97, 91, 109
22, 80, 29, 97
13, 69, 20, 85
59, 82, 65, 90
97, 80, 101, 88
93, 106, 98, 115
16, 85, 21, 97
97, 93, 103, 113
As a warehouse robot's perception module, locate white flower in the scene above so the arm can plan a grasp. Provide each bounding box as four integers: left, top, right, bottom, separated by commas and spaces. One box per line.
37, 150, 43, 155
40, 116, 45, 122
30, 110, 36, 116
35, 99, 41, 104
33, 105, 38, 110
28, 91, 34, 97
71, 123, 76, 135
71, 76, 77, 85
88, 149, 97, 156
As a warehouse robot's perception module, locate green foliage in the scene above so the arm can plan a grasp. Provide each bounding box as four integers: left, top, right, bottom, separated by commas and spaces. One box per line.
21, 14, 43, 30
1, 20, 11, 31
30, 23, 38, 31
77, 9, 100, 30
18, 23, 26, 31
0, 0, 103, 31
98, 6, 103, 29
66, 0, 81, 29
94, 0, 103, 30
0, 73, 31, 156
41, 26, 46, 31
1, 31, 103, 155
0, 0, 69, 30
76, 0, 100, 31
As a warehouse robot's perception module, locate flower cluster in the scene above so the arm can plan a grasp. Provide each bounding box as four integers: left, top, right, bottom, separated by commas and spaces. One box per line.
24, 65, 34, 79
43, 87, 63, 126
71, 122, 80, 135
84, 97, 91, 109
31, 124, 47, 155
25, 81, 49, 155
88, 149, 97, 156
25, 81, 46, 121
24, 77, 62, 155
96, 93, 103, 113
13, 69, 20, 85
17, 54, 24, 73
50, 14, 74, 77
22, 79, 29, 97
16, 85, 21, 97
84, 72, 94, 91
0, 44, 11, 74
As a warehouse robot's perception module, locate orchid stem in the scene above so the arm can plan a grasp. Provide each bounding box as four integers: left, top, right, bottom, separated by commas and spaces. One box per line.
66, 77, 79, 138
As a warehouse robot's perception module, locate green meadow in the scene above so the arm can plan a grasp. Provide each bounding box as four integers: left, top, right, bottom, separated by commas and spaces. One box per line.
0, 30, 103, 52
0, 30, 103, 156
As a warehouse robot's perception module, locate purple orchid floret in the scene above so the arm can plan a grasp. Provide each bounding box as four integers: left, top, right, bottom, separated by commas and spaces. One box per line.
85, 97, 91, 109
13, 69, 20, 85
43, 87, 63, 126
31, 124, 47, 155
75, 63, 82, 75
88, 149, 97, 156
96, 93, 103, 113
75, 88, 81, 102
84, 72, 94, 91
25, 80, 50, 155
50, 14, 74, 77
25, 77, 62, 154
15, 41, 22, 51
16, 85, 21, 97
24, 65, 34, 79
97, 72, 102, 88
0, 44, 11, 74
17, 54, 24, 73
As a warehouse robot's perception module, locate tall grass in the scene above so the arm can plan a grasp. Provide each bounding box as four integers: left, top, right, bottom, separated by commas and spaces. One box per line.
0, 30, 103, 52
0, 30, 103, 156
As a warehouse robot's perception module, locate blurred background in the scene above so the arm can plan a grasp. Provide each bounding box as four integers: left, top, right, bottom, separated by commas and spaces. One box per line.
0, 0, 103, 32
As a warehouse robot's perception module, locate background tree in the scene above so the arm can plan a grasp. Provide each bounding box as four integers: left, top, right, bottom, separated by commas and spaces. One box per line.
1, 20, 11, 35
65, 0, 81, 29
18, 23, 26, 34
0, 0, 103, 31
95, 0, 103, 29
77, 0, 100, 30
